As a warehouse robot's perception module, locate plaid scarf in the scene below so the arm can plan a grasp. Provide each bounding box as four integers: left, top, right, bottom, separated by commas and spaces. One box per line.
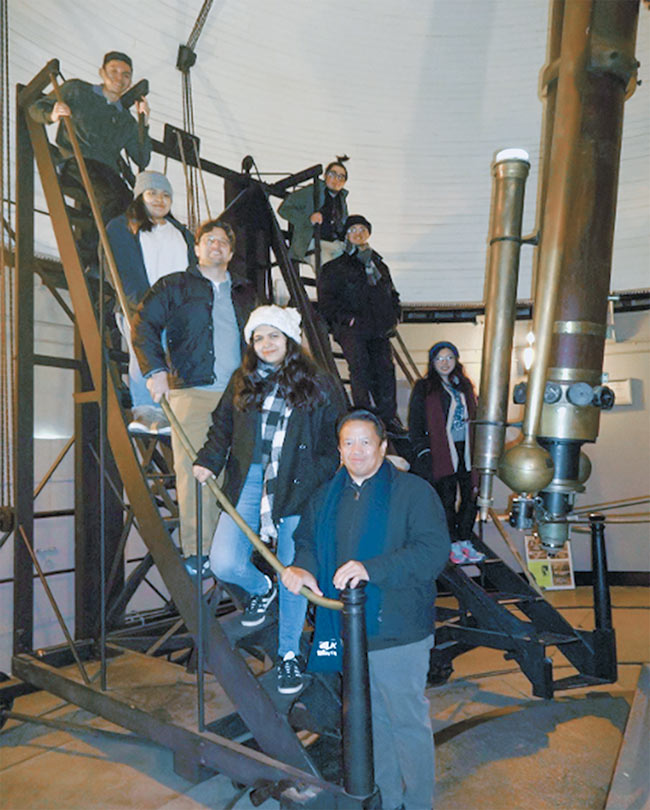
258, 372, 293, 545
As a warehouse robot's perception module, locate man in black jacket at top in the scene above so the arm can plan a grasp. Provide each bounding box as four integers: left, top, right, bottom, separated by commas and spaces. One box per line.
317, 215, 406, 435
132, 220, 256, 576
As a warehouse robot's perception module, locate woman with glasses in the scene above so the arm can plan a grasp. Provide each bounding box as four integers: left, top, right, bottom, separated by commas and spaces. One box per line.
408, 341, 484, 564
278, 159, 349, 266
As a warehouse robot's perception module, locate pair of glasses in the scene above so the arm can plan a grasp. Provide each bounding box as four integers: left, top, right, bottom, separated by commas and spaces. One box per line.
347, 225, 367, 234
326, 170, 346, 181
203, 235, 230, 246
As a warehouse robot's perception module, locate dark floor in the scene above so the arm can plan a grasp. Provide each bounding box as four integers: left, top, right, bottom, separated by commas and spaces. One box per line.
1, 586, 648, 810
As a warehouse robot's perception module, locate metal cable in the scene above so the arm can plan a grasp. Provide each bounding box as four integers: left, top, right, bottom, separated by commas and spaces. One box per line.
0, 0, 14, 509
186, 0, 215, 50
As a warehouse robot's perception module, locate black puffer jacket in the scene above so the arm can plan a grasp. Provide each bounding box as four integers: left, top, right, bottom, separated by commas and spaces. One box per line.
132, 265, 257, 389
194, 370, 346, 520
317, 249, 400, 337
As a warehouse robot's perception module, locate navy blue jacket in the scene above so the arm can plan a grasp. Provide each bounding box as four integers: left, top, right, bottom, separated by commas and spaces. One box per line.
294, 462, 450, 651
132, 265, 257, 389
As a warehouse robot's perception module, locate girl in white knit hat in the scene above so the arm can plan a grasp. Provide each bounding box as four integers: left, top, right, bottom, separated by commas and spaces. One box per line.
193, 305, 346, 694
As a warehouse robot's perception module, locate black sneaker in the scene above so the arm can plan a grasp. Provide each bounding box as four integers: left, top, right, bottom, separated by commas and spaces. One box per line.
241, 579, 277, 626
184, 554, 211, 579
277, 653, 305, 695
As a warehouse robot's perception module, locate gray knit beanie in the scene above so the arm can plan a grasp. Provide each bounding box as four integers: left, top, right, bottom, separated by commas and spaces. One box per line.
133, 171, 173, 200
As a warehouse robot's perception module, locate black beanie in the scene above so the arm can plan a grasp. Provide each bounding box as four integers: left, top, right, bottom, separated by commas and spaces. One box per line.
103, 51, 133, 69
344, 214, 372, 235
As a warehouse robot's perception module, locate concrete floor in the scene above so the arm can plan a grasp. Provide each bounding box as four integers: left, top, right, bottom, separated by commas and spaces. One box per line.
1, 586, 648, 810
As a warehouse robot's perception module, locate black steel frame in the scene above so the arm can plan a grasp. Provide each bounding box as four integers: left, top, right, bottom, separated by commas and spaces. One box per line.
8, 62, 374, 805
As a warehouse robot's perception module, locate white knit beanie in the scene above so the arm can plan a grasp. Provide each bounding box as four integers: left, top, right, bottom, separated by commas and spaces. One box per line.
244, 305, 302, 345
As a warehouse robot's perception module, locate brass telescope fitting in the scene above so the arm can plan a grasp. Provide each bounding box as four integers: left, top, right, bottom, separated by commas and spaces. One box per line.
474, 148, 531, 521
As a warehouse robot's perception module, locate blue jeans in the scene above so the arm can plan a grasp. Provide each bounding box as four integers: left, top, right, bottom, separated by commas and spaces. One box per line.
209, 463, 307, 657
115, 311, 155, 409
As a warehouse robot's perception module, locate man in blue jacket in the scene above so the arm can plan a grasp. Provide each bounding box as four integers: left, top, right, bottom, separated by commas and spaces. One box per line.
283, 410, 450, 810
132, 220, 256, 575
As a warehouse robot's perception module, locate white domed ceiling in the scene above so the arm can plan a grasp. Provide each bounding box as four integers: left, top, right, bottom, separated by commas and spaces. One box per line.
8, 0, 650, 303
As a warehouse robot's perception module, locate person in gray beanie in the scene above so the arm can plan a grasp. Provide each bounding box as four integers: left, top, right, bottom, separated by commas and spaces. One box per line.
105, 171, 195, 436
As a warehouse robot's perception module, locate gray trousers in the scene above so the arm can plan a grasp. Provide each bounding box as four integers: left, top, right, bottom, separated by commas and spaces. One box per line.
368, 635, 435, 810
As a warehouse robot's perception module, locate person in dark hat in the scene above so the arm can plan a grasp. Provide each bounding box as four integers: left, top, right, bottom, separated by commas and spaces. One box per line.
407, 340, 484, 564
29, 51, 152, 267
317, 215, 406, 435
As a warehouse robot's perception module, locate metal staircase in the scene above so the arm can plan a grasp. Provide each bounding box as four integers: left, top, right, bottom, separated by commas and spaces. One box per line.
11, 62, 360, 799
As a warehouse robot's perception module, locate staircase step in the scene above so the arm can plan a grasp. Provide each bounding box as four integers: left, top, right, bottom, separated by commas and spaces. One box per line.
553, 673, 612, 691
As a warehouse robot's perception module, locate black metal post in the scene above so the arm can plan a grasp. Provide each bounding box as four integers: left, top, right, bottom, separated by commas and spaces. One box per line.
589, 513, 612, 630
589, 512, 617, 682
340, 583, 375, 800
13, 88, 35, 655
195, 479, 205, 732
312, 175, 321, 278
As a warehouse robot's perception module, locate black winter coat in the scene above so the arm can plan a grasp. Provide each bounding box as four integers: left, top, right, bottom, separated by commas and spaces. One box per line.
194, 371, 346, 520
317, 249, 401, 338
293, 462, 450, 651
131, 265, 257, 389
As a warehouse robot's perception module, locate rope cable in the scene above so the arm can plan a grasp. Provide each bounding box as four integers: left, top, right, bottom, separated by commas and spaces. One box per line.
186, 0, 215, 50
177, 0, 216, 230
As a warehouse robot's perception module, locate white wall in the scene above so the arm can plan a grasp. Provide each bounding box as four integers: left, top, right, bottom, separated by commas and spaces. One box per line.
7, 0, 650, 302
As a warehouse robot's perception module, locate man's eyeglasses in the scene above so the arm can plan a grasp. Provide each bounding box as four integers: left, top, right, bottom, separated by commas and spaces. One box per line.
347, 225, 367, 234
326, 170, 346, 181
203, 235, 230, 247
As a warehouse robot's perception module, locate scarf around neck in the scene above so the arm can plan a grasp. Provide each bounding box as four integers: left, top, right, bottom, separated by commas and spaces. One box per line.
308, 461, 391, 671
256, 364, 293, 545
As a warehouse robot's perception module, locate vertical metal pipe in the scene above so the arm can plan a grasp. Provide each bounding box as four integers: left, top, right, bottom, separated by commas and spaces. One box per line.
13, 89, 35, 655
195, 479, 205, 732
475, 150, 530, 520
589, 514, 612, 631
312, 174, 321, 278
341, 583, 374, 799
98, 220, 107, 691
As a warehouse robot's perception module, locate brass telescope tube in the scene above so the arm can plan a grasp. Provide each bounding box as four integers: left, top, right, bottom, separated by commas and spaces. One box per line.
499, 0, 640, 549
499, 0, 593, 505
474, 150, 531, 521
